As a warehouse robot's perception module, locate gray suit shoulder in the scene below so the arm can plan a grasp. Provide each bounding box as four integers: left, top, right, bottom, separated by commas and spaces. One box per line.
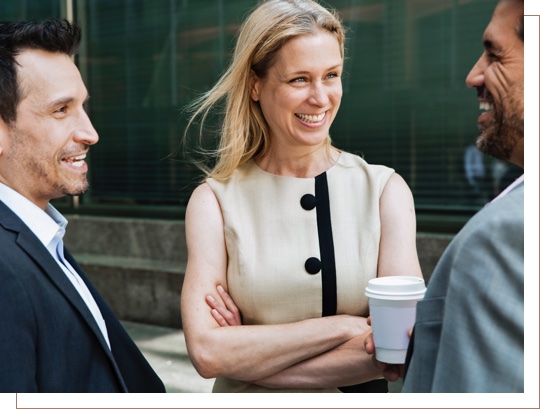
403, 181, 524, 392
445, 181, 523, 259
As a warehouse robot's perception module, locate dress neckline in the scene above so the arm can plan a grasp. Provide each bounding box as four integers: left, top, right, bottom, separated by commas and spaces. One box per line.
251, 152, 343, 180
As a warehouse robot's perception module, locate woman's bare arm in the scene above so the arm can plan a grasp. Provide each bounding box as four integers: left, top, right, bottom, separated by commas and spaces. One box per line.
377, 173, 423, 279
208, 288, 382, 388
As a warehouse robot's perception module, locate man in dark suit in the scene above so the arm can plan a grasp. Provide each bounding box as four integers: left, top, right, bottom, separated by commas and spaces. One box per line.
0, 19, 165, 392
365, 0, 524, 392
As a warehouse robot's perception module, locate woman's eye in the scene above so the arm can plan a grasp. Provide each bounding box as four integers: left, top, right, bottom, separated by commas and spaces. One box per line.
291, 77, 307, 83
327, 72, 339, 79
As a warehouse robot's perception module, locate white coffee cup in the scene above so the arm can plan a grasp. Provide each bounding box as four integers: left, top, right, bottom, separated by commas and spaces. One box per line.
365, 276, 426, 364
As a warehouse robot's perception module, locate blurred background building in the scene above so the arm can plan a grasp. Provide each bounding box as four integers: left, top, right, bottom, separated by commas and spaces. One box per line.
1, 0, 522, 328
1, 0, 521, 227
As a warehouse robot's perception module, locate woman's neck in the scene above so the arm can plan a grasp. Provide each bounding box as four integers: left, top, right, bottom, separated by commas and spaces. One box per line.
255, 145, 340, 178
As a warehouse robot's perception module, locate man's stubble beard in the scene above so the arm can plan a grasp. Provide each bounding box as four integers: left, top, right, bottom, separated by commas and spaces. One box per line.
9, 126, 90, 200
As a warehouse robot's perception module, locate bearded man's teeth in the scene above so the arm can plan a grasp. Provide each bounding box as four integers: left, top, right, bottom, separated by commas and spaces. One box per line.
296, 112, 325, 123
479, 102, 493, 112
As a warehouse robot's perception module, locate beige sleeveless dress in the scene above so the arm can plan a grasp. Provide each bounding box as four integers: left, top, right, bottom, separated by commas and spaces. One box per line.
206, 151, 394, 392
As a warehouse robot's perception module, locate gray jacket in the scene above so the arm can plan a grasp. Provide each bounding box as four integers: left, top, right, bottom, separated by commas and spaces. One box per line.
403, 182, 524, 392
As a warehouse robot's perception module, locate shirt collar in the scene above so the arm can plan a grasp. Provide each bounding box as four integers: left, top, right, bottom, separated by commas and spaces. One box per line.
0, 182, 67, 247
490, 174, 524, 204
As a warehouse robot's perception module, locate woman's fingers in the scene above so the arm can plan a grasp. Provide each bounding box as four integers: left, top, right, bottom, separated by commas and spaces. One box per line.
206, 288, 242, 326
217, 285, 242, 325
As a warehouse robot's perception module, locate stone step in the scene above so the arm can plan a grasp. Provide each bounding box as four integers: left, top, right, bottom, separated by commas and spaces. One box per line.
74, 253, 185, 329
65, 215, 186, 263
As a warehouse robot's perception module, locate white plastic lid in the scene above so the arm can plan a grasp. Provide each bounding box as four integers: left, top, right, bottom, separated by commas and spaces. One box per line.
365, 276, 426, 300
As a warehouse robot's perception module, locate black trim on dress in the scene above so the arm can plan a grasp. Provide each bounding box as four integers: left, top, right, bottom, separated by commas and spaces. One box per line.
314, 172, 337, 317
314, 172, 388, 394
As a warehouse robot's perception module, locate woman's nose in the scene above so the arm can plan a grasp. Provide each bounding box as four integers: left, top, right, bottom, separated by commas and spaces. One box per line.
308, 82, 330, 106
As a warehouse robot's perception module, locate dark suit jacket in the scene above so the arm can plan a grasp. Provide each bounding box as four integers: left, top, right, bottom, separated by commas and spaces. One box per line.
0, 200, 165, 392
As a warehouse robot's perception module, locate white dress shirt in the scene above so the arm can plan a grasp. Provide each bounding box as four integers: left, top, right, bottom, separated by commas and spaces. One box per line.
0, 182, 111, 349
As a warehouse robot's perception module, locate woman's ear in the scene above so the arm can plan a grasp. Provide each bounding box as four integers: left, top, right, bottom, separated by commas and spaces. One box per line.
249, 70, 260, 102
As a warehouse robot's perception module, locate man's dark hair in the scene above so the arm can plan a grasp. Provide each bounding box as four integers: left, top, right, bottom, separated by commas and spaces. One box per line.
506, 0, 524, 41
0, 19, 81, 124
517, 14, 524, 42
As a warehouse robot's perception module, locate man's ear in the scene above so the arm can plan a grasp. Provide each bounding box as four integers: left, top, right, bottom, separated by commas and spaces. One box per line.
249, 70, 260, 102
0, 117, 8, 156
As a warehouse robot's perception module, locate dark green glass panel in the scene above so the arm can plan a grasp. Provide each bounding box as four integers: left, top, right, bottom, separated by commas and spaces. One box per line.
6, 0, 521, 228
0, 1, 60, 20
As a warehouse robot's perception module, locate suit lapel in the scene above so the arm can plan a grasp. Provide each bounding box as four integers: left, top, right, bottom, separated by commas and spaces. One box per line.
0, 202, 128, 391
64, 250, 129, 392
16, 232, 109, 343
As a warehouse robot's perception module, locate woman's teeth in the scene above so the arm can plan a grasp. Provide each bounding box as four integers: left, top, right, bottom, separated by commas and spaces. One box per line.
296, 112, 325, 123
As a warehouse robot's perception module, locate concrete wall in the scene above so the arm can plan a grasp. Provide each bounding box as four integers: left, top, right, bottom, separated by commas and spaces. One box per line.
65, 215, 453, 329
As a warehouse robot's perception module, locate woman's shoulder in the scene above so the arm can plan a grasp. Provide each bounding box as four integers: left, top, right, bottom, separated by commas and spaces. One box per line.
187, 181, 219, 210
336, 151, 394, 188
338, 151, 393, 172
206, 160, 256, 188
203, 160, 263, 207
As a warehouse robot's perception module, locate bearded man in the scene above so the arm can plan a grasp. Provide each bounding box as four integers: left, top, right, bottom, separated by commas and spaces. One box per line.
366, 0, 524, 392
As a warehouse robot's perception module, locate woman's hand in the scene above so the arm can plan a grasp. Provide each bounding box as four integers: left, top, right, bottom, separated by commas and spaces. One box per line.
206, 285, 242, 326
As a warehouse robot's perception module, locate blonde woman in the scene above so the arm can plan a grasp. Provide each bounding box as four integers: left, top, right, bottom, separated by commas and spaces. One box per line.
181, 0, 422, 393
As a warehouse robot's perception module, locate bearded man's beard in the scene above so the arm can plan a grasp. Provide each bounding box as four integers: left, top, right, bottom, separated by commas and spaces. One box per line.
476, 91, 524, 162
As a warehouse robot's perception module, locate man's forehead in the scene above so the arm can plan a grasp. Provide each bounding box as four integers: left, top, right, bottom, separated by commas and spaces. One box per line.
15, 49, 72, 74
15, 50, 85, 101
483, 1, 523, 44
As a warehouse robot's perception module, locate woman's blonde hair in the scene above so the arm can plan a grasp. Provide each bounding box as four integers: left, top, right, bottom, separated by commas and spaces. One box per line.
185, 0, 345, 181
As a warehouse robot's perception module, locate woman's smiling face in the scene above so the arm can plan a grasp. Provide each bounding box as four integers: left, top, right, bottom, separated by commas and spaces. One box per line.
250, 30, 343, 152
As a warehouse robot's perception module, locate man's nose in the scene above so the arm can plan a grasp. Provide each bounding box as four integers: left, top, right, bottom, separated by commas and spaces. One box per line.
465, 53, 486, 89
73, 110, 99, 145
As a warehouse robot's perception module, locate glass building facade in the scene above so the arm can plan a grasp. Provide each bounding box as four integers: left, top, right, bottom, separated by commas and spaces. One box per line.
1, 0, 521, 232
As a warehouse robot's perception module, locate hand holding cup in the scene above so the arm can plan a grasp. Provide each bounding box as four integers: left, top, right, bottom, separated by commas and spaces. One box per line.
364, 317, 410, 382
365, 276, 426, 364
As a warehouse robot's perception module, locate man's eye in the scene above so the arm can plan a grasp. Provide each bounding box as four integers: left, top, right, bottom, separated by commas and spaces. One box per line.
55, 106, 67, 114
486, 50, 500, 61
